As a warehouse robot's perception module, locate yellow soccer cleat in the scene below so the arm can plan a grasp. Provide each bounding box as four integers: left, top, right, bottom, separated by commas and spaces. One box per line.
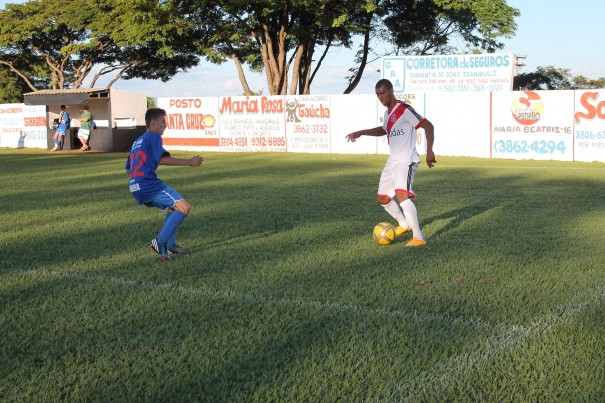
395, 225, 411, 237
406, 237, 427, 247
51, 145, 58, 151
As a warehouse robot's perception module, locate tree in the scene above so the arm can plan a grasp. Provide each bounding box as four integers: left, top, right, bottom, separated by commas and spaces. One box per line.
0, 0, 200, 92
186, 0, 519, 95
0, 67, 30, 103
344, 0, 520, 92
0, 0, 521, 96
572, 75, 605, 89
513, 66, 572, 90
513, 66, 605, 90
183, 0, 373, 95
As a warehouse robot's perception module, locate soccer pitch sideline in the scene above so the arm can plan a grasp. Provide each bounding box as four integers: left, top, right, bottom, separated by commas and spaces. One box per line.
1, 149, 604, 401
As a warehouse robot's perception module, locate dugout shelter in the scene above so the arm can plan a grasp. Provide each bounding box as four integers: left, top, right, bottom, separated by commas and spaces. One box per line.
24, 88, 148, 152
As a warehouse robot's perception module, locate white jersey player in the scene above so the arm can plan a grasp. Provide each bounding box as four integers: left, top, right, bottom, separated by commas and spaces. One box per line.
346, 79, 436, 247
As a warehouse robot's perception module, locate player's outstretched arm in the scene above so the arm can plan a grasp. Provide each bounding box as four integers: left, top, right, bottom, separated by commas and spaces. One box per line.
159, 155, 203, 167
345, 126, 386, 143
419, 119, 436, 168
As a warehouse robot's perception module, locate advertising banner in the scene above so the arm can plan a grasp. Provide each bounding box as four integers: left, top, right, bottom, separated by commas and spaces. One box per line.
22, 105, 48, 148
573, 90, 605, 162
491, 91, 574, 160
0, 104, 25, 148
425, 91, 491, 158
284, 95, 331, 153
382, 53, 515, 93
329, 94, 378, 154
218, 95, 286, 152
157, 97, 220, 151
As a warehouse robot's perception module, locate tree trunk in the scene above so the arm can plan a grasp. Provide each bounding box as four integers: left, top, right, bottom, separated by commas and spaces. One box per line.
231, 54, 254, 95
104, 66, 131, 88
0, 61, 38, 91
343, 22, 371, 94
300, 38, 315, 94
309, 39, 332, 88
289, 43, 304, 95
259, 10, 290, 95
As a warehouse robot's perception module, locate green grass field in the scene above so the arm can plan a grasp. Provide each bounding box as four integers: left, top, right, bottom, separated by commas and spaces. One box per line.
1, 149, 604, 401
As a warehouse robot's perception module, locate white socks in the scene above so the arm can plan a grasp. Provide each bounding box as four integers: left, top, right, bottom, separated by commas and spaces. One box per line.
382, 199, 409, 230
399, 199, 424, 241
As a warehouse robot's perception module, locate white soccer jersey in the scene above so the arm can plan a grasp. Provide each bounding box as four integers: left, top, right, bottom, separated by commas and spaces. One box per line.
382, 101, 425, 163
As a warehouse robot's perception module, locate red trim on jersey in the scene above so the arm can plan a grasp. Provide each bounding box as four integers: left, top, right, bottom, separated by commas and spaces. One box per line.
386, 102, 407, 134
415, 118, 426, 130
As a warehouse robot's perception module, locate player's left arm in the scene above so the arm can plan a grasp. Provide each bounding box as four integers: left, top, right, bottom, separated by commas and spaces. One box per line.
159, 155, 203, 167
419, 119, 436, 168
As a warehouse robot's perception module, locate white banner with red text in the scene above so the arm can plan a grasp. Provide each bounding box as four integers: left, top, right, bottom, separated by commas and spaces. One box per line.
1, 91, 604, 163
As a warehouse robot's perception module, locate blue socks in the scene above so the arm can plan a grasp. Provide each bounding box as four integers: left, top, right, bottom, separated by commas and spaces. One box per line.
157, 210, 186, 246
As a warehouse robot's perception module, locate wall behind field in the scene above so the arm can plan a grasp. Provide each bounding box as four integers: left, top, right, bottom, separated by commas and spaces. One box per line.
2, 90, 604, 162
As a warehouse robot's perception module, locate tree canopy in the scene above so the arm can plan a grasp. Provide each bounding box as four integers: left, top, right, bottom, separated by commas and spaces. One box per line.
514, 66, 605, 90
183, 0, 520, 95
0, 0, 199, 92
0, 0, 521, 97
5, 0, 600, 100
0, 67, 30, 103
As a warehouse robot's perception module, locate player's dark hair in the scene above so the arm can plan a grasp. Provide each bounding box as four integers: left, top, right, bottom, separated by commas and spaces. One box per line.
145, 108, 167, 127
375, 79, 393, 90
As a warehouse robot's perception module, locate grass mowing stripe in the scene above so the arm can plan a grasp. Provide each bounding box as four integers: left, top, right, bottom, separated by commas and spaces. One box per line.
394, 280, 605, 400
57, 272, 489, 328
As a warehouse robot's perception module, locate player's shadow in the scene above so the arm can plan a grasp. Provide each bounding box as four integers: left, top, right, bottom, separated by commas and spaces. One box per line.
421, 200, 498, 241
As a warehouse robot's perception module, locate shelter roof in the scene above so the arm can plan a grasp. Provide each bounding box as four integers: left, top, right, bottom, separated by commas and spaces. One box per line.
24, 88, 110, 105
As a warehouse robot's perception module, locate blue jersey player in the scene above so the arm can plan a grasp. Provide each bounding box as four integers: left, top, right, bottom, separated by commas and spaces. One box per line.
51, 105, 70, 151
125, 108, 202, 260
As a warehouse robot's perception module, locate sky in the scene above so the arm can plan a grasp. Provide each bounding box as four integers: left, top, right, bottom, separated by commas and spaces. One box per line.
1, 0, 604, 98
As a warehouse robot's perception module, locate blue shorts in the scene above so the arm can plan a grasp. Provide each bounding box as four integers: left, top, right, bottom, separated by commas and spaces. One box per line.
55, 128, 68, 136
143, 186, 184, 211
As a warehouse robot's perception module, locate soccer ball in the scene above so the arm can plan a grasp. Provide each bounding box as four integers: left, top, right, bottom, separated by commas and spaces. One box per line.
373, 222, 395, 245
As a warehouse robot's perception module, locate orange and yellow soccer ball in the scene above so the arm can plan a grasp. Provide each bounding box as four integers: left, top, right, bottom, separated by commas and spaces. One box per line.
373, 222, 395, 245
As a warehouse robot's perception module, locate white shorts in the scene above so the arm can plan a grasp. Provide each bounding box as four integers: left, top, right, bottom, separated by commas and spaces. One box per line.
377, 160, 419, 199
78, 129, 90, 140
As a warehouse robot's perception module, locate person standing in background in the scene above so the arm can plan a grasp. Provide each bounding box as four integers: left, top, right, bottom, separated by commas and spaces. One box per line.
51, 105, 69, 151
77, 105, 93, 151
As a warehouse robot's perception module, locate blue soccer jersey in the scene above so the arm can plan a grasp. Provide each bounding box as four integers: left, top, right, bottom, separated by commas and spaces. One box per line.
57, 111, 70, 133
125, 131, 170, 204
